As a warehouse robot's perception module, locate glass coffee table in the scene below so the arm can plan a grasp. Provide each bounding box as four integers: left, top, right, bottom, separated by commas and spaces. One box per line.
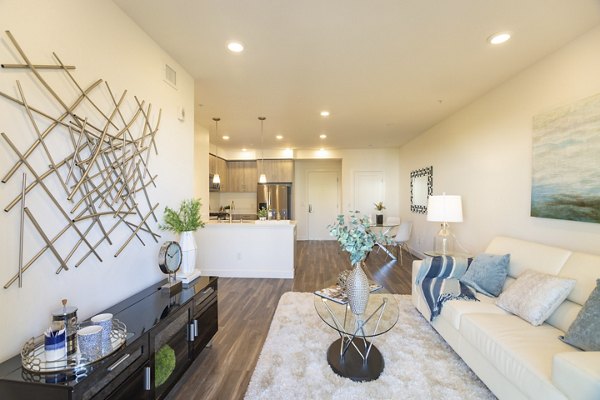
314, 292, 399, 382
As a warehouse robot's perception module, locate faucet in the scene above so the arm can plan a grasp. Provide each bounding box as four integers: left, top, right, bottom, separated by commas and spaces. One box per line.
229, 201, 235, 223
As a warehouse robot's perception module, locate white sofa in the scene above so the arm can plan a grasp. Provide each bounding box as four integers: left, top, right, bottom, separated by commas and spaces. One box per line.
411, 236, 600, 400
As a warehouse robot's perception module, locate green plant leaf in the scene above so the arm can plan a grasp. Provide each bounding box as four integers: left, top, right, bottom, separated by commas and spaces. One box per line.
159, 198, 205, 233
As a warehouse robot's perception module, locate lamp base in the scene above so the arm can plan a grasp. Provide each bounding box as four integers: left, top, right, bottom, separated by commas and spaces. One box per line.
433, 223, 455, 255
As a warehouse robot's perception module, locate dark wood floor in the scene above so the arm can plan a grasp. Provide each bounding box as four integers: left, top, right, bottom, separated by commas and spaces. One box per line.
166, 240, 416, 400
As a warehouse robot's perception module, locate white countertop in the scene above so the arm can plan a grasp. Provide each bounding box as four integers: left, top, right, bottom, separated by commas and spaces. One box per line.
206, 220, 296, 226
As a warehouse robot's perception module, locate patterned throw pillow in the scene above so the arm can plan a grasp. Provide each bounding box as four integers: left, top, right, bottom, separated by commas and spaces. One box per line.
561, 279, 600, 351
460, 253, 510, 297
496, 269, 575, 326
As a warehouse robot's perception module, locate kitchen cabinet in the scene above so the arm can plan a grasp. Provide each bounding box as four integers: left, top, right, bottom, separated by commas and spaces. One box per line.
258, 159, 294, 183
209, 154, 228, 191
227, 160, 257, 192
0, 277, 218, 400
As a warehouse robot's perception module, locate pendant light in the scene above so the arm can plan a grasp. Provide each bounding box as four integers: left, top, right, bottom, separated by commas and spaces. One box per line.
212, 117, 221, 184
258, 116, 267, 183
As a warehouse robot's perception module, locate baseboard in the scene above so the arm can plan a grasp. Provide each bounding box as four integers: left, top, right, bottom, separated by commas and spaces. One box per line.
201, 268, 294, 279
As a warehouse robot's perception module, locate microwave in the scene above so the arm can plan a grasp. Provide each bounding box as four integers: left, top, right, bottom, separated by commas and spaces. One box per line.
209, 175, 220, 192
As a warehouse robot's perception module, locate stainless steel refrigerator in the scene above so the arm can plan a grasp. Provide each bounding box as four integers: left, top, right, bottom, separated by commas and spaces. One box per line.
257, 184, 292, 220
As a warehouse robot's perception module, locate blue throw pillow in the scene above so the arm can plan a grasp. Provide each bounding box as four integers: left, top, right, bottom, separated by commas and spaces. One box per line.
561, 279, 600, 351
460, 253, 510, 297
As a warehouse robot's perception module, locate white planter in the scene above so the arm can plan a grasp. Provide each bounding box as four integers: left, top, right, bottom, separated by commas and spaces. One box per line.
179, 231, 197, 275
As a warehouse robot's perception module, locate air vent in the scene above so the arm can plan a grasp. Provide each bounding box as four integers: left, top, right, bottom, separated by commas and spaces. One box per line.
165, 64, 177, 88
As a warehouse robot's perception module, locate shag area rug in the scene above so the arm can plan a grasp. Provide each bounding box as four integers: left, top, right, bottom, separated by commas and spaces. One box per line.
245, 292, 496, 400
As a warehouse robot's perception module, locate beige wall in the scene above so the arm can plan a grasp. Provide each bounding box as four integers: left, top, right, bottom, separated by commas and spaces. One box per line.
293, 148, 401, 240
0, 0, 195, 361
194, 124, 210, 220
399, 25, 600, 256
340, 149, 401, 217
294, 159, 343, 239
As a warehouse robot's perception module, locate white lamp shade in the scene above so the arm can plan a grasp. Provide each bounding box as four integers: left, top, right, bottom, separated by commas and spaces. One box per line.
427, 195, 463, 223
258, 173, 267, 183
212, 173, 221, 184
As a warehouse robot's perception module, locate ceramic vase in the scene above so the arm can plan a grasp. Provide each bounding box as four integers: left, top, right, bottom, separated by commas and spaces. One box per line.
345, 262, 370, 315
376, 214, 384, 225
179, 231, 197, 275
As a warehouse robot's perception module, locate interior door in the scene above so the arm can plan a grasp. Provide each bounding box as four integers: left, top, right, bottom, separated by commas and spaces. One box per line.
353, 171, 384, 219
307, 171, 339, 240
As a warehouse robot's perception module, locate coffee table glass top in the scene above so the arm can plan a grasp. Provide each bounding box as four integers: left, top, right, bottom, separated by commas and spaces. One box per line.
314, 292, 399, 338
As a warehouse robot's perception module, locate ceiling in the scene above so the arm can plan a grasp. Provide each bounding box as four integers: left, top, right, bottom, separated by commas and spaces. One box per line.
114, 0, 600, 152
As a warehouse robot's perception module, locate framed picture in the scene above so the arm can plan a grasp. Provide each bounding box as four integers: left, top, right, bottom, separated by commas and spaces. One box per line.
531, 93, 600, 223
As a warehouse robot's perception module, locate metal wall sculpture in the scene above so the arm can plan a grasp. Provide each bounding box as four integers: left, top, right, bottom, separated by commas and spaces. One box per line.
1, 31, 161, 289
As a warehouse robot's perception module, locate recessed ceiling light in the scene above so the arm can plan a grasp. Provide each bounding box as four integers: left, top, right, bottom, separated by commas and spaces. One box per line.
319, 134, 327, 139
320, 111, 330, 117
276, 135, 283, 140
222, 135, 230, 140
242, 148, 247, 152
488, 32, 511, 45
227, 41, 244, 53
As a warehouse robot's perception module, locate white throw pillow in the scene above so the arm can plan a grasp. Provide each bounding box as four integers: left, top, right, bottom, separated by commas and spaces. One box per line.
496, 269, 575, 326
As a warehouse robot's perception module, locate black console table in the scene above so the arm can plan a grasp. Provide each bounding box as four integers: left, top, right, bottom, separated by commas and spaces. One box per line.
0, 276, 218, 400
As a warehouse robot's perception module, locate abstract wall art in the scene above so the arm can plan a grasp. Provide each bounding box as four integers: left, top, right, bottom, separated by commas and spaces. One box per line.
0, 31, 162, 288
531, 93, 600, 223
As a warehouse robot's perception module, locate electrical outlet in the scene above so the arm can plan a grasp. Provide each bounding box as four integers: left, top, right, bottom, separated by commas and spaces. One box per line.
236, 252, 241, 260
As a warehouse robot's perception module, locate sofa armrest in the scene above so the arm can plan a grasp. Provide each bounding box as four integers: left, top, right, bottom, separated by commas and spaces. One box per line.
411, 260, 432, 319
552, 351, 600, 400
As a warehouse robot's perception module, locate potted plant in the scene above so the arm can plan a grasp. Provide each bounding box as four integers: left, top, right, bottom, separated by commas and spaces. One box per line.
159, 198, 205, 275
374, 201, 385, 225
328, 211, 391, 314
257, 207, 268, 220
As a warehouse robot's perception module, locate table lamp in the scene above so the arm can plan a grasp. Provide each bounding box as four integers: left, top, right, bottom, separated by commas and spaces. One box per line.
427, 194, 463, 255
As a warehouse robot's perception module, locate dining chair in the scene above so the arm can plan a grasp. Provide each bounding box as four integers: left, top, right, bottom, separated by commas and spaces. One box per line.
391, 221, 413, 265
383, 216, 400, 236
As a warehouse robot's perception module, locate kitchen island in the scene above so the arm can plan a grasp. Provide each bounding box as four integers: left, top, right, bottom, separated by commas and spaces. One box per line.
195, 220, 296, 279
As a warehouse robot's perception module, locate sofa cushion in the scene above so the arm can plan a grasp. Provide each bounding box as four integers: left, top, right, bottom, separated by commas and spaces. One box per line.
552, 352, 600, 400
460, 253, 510, 297
558, 253, 600, 305
439, 293, 509, 330
460, 313, 575, 400
485, 236, 571, 279
496, 269, 575, 326
561, 279, 600, 351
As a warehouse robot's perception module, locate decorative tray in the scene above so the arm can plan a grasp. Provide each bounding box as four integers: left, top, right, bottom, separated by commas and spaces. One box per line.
20, 319, 127, 374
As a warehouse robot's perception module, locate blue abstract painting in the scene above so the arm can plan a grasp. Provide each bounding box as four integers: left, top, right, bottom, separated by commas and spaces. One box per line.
531, 93, 600, 223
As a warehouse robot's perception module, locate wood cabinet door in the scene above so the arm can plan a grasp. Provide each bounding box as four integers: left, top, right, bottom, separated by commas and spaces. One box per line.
243, 161, 257, 191
226, 161, 243, 192
209, 154, 216, 175
227, 161, 256, 192
216, 158, 228, 191
264, 160, 294, 182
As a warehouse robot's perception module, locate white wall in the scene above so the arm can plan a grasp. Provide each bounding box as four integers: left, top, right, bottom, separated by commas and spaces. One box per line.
293, 148, 401, 240
294, 159, 342, 239
0, 0, 195, 362
194, 124, 210, 221
340, 149, 401, 218
399, 25, 600, 256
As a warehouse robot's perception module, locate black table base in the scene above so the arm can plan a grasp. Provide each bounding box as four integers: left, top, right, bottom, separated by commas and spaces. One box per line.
326, 338, 384, 382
